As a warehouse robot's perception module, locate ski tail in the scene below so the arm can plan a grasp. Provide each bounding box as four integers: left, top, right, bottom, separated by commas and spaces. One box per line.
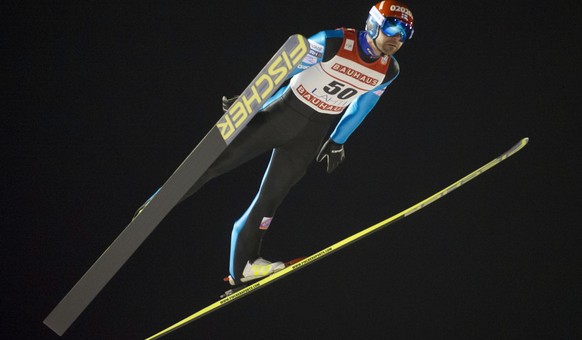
146, 138, 529, 340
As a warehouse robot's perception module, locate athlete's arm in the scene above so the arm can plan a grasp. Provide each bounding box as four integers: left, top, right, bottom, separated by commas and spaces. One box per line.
316, 80, 391, 173
329, 57, 400, 144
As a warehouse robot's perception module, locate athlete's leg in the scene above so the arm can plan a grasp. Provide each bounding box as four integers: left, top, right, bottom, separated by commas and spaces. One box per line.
133, 110, 293, 219
179, 104, 310, 203
229, 117, 333, 280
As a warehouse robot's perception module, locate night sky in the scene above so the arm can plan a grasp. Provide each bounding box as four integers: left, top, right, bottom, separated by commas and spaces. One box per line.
4, 1, 581, 339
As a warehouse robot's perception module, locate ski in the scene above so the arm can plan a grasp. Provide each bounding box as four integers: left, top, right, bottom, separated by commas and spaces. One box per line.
146, 138, 529, 340
43, 34, 309, 336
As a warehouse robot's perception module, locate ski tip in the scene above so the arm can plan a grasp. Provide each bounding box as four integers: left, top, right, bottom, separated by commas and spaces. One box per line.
502, 137, 530, 159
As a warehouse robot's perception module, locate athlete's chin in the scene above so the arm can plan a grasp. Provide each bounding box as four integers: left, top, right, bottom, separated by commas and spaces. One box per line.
382, 46, 399, 55
382, 47, 398, 55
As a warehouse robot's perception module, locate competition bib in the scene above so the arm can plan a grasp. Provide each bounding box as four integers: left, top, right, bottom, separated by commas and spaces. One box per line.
290, 29, 390, 114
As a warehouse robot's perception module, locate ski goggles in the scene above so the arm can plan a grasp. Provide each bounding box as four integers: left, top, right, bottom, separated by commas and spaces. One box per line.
381, 17, 414, 42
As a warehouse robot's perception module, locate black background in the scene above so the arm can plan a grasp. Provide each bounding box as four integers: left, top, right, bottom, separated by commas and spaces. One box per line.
3, 1, 581, 339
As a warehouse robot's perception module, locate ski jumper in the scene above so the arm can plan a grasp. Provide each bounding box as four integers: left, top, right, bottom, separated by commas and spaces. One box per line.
180, 28, 400, 281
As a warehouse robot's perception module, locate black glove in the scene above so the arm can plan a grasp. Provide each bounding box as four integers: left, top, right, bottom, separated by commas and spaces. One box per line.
222, 95, 239, 112
316, 139, 345, 173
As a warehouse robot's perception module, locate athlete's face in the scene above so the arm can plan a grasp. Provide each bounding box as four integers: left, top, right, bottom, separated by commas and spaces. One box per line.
374, 31, 404, 55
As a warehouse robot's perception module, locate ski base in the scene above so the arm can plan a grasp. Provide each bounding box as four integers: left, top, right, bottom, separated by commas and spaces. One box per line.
43, 34, 309, 336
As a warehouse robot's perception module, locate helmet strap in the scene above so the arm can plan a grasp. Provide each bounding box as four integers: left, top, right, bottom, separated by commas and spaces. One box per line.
360, 30, 382, 58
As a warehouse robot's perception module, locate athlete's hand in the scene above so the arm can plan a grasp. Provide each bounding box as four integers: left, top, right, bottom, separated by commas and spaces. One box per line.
316, 139, 345, 173
222, 95, 239, 112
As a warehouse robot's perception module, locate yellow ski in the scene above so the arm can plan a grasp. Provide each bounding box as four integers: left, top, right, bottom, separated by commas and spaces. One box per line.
146, 137, 529, 340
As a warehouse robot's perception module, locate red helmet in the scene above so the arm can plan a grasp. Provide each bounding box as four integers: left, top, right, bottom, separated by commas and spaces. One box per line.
365, 1, 414, 41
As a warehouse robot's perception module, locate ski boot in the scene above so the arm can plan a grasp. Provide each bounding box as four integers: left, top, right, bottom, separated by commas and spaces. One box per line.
221, 257, 305, 298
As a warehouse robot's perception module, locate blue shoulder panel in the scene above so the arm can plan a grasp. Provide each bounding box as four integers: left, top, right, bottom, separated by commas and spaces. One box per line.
262, 30, 344, 109
289, 29, 343, 77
